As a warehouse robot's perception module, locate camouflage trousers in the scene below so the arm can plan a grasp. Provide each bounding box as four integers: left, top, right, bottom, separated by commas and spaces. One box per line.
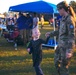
54, 47, 72, 75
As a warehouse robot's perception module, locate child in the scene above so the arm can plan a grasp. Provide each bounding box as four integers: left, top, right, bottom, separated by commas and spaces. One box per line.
27, 27, 49, 75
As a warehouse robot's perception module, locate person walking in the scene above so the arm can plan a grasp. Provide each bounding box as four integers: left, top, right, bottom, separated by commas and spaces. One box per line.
45, 1, 76, 75
40, 15, 44, 29
16, 12, 27, 44
33, 13, 39, 29
25, 13, 33, 43
27, 27, 49, 75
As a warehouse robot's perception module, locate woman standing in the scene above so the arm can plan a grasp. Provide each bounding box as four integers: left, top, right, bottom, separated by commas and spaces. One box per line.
46, 1, 76, 75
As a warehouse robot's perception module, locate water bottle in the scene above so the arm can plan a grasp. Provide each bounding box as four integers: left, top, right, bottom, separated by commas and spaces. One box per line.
14, 43, 17, 50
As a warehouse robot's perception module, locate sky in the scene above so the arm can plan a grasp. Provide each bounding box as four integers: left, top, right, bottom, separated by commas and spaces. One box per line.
0, 0, 75, 14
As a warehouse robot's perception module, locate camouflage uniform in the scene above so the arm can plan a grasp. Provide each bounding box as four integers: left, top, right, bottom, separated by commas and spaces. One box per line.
50, 15, 75, 75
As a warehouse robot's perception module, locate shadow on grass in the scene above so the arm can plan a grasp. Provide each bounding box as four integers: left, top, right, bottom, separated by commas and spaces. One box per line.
0, 51, 54, 61
0, 67, 35, 75
0, 56, 28, 61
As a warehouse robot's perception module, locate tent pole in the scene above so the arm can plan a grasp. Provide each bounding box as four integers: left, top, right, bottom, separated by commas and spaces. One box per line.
53, 13, 57, 50
53, 13, 55, 31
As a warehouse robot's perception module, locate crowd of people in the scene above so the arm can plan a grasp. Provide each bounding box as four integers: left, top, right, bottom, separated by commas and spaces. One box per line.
0, 12, 41, 44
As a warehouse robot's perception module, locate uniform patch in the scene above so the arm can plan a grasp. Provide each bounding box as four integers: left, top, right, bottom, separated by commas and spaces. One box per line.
70, 25, 74, 29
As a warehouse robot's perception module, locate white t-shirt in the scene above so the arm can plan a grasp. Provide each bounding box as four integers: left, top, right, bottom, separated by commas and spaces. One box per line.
33, 17, 39, 28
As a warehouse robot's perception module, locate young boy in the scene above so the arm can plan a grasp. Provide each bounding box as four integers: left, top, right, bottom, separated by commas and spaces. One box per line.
27, 27, 49, 75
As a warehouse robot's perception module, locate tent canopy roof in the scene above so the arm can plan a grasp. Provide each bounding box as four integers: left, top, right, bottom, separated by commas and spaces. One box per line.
9, 1, 58, 14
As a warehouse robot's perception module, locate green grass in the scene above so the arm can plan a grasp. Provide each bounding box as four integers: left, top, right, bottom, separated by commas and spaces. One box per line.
0, 25, 76, 75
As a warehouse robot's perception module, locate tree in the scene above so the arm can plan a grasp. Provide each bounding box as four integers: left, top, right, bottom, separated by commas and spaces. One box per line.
3, 12, 8, 17
69, 1, 76, 13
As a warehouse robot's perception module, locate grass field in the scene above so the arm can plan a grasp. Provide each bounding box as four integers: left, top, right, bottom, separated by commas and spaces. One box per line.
0, 25, 76, 75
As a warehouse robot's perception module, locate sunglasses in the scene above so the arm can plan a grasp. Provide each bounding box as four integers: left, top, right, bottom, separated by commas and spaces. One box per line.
57, 7, 63, 10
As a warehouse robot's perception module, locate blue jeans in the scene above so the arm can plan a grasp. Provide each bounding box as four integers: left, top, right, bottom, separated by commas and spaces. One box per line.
34, 62, 44, 75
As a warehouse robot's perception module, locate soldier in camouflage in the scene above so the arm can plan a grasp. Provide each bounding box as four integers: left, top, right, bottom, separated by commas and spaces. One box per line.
46, 1, 76, 75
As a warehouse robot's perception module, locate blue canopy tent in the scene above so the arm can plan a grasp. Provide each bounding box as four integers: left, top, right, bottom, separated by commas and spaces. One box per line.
9, 0, 58, 49
9, 1, 58, 14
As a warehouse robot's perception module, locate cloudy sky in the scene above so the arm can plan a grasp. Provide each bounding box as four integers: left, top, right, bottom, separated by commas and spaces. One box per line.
0, 0, 74, 13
